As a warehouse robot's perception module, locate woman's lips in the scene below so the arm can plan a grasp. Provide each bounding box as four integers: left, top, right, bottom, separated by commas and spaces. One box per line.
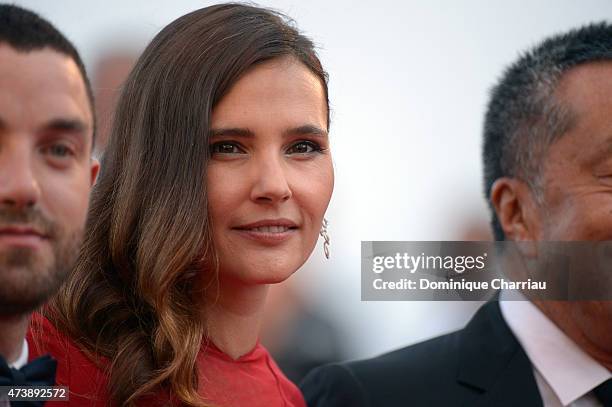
245, 225, 291, 233
232, 228, 297, 244
232, 220, 298, 244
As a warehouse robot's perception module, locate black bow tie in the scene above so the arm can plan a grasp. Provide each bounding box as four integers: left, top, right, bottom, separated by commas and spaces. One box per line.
0, 354, 57, 406
595, 378, 612, 407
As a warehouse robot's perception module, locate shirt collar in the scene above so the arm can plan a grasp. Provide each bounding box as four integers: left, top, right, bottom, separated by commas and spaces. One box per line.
500, 290, 611, 405
9, 339, 28, 370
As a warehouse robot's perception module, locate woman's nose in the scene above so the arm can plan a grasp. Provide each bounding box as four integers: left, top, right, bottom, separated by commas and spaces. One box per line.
249, 155, 292, 204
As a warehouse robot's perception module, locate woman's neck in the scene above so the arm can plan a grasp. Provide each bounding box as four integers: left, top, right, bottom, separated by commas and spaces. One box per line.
0, 313, 29, 364
205, 277, 269, 360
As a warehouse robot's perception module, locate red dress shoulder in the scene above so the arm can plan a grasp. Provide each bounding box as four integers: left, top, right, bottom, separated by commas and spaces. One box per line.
27, 314, 306, 407
27, 313, 111, 407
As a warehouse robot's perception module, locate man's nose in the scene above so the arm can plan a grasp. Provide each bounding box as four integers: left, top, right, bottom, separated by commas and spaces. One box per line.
0, 143, 41, 210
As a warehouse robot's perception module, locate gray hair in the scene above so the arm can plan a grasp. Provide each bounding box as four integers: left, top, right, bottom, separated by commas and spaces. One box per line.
483, 22, 612, 240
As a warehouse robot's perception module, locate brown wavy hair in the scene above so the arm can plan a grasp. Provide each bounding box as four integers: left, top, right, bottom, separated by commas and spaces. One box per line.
44, 3, 329, 406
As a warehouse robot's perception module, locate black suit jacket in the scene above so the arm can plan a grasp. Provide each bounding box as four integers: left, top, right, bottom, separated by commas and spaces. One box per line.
300, 301, 543, 407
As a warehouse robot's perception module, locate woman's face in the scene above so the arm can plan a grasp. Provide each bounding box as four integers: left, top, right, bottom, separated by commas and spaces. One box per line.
207, 57, 333, 285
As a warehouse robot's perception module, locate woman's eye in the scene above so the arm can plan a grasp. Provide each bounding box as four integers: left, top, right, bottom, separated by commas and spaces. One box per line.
210, 142, 244, 155
286, 141, 321, 155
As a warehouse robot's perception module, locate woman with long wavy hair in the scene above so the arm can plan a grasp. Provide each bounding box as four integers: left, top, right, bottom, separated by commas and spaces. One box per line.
29, 3, 333, 406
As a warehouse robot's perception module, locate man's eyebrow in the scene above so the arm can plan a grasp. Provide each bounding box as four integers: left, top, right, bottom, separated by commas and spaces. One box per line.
0, 117, 87, 137
209, 128, 255, 138
283, 124, 328, 138
42, 118, 88, 134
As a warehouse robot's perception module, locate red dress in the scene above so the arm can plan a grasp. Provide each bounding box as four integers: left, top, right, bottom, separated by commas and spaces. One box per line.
27, 314, 306, 407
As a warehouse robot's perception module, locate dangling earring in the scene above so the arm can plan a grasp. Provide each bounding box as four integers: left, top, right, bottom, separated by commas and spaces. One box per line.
320, 218, 330, 259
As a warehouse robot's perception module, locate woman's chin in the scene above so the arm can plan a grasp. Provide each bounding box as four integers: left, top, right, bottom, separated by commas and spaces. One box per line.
218, 251, 309, 286
222, 263, 303, 286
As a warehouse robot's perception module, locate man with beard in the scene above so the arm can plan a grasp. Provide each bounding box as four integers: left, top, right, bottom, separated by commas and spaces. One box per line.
0, 4, 98, 401
302, 23, 612, 407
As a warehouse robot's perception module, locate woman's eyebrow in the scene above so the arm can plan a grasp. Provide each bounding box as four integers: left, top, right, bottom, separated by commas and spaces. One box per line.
209, 127, 255, 138
283, 124, 328, 138
209, 125, 328, 139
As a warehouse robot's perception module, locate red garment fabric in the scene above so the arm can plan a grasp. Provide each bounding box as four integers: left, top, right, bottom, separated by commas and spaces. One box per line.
27, 314, 306, 407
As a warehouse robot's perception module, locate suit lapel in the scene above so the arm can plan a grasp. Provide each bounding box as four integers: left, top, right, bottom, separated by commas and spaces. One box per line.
456, 300, 543, 407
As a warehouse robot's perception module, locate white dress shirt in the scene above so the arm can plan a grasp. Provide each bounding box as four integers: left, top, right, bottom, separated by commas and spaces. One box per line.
9, 339, 28, 369
0, 339, 29, 406
500, 291, 611, 407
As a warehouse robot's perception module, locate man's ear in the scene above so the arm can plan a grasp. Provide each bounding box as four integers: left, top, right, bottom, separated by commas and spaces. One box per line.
90, 158, 100, 186
490, 177, 541, 241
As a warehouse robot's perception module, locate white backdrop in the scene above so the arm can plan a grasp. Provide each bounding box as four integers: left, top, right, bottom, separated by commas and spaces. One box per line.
14, 0, 612, 358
